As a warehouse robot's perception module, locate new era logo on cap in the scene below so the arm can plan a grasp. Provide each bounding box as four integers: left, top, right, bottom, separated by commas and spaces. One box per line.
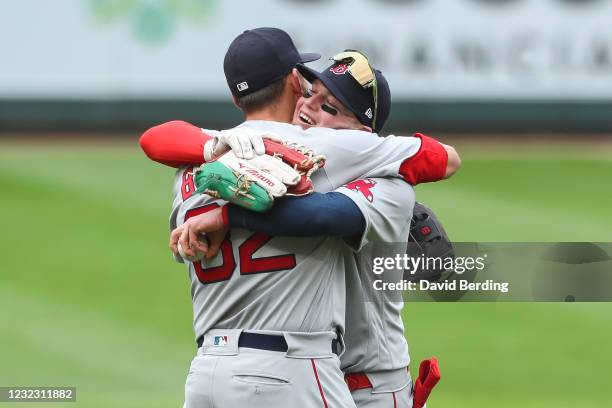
237, 82, 249, 92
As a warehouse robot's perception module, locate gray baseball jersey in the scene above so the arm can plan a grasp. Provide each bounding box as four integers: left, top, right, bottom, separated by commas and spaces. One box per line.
336, 178, 415, 374
170, 120, 422, 341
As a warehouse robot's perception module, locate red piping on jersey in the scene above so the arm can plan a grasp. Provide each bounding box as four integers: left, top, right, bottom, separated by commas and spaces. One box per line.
140, 120, 212, 168
310, 359, 329, 408
398, 133, 448, 185
392, 391, 397, 408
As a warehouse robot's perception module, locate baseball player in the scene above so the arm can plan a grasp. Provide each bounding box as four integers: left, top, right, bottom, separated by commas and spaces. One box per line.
141, 28, 454, 407
165, 52, 448, 407
296, 55, 444, 408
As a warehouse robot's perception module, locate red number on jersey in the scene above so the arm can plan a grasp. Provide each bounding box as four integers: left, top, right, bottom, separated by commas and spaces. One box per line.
185, 204, 236, 284
239, 233, 297, 275
183, 206, 296, 284
181, 168, 197, 201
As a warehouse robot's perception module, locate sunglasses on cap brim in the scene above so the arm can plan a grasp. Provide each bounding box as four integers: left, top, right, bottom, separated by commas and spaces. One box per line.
331, 50, 378, 131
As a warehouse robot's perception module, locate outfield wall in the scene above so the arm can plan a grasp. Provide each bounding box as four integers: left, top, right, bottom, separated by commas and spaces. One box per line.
2, 99, 612, 134
1, 0, 611, 132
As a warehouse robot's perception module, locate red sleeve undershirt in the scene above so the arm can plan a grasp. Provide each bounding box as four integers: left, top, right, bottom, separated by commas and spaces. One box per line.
139, 120, 213, 168
140, 124, 448, 184
398, 133, 448, 185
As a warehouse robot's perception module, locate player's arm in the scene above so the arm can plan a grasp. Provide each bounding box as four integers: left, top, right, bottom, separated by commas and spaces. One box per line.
441, 143, 461, 178
231, 177, 415, 252
395, 133, 452, 184
173, 176, 413, 259
141, 123, 459, 185
140, 121, 212, 167
306, 128, 459, 188
336, 177, 415, 251
140, 121, 275, 167
393, 133, 460, 183
171, 192, 366, 258
227, 192, 365, 237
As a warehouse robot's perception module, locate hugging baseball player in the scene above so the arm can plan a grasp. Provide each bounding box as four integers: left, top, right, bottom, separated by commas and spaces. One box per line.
140, 27, 456, 407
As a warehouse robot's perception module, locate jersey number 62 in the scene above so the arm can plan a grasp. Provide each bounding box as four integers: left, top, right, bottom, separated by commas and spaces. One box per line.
184, 204, 297, 284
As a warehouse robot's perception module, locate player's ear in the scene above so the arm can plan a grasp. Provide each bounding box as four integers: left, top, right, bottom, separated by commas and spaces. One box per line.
289, 68, 302, 96
349, 110, 372, 132
352, 119, 372, 133
231, 95, 241, 110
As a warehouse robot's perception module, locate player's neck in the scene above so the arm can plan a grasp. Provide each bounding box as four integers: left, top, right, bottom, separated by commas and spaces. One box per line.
245, 107, 293, 124
244, 94, 296, 124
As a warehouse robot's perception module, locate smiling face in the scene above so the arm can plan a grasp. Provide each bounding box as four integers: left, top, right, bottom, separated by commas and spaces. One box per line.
292, 79, 370, 132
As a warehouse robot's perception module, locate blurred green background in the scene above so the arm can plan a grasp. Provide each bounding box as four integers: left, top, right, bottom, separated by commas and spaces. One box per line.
1, 138, 611, 408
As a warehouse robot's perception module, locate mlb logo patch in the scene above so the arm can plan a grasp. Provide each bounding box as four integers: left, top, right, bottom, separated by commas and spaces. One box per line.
237, 82, 249, 92
214, 335, 229, 346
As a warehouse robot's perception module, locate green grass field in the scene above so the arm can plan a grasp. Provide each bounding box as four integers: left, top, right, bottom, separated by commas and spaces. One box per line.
1, 140, 611, 407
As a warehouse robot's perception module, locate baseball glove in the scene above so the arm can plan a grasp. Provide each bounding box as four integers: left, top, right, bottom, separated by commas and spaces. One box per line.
405, 202, 455, 282
194, 139, 325, 212
203, 127, 282, 161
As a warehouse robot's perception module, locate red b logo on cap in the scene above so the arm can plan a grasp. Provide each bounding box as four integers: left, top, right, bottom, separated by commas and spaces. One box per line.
331, 63, 349, 75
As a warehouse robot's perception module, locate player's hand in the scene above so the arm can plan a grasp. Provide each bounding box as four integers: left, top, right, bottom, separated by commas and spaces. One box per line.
204, 127, 282, 161
169, 207, 228, 258
169, 225, 183, 256
204, 226, 229, 260
169, 224, 208, 259
178, 223, 209, 259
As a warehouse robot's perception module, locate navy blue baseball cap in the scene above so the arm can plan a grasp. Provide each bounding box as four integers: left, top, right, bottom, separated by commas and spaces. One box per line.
297, 59, 391, 133
224, 27, 320, 97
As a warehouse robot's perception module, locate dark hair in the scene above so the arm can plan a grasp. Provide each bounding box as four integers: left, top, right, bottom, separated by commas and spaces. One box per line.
234, 76, 287, 112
